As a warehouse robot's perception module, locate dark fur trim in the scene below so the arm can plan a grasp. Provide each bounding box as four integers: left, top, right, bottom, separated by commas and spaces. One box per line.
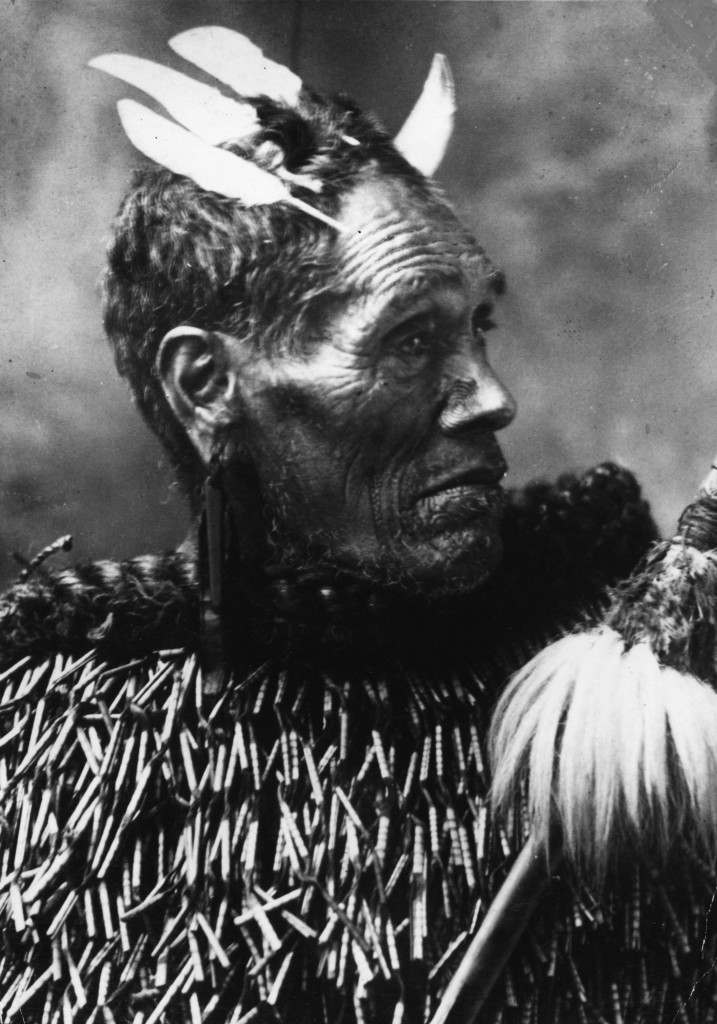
0, 463, 657, 668
0, 552, 198, 669
477, 461, 658, 642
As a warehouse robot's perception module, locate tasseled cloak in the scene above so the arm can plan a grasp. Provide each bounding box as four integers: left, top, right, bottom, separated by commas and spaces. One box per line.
1, 464, 712, 1024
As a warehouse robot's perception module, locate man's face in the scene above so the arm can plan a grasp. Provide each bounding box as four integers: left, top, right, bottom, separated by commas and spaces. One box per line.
231, 171, 516, 593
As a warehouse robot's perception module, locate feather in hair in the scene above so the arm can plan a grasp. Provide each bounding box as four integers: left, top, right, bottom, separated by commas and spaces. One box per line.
169, 26, 302, 106
172, 27, 454, 175
394, 54, 456, 177
116, 99, 342, 230
90, 53, 258, 146
490, 460, 717, 878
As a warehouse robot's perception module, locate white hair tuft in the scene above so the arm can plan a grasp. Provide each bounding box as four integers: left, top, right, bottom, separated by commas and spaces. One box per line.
489, 625, 717, 876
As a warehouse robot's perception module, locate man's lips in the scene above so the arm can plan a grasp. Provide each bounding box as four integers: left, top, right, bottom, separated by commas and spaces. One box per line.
414, 460, 508, 502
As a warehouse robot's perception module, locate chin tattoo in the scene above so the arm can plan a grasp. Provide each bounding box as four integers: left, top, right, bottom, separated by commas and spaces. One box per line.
2, 24, 717, 1024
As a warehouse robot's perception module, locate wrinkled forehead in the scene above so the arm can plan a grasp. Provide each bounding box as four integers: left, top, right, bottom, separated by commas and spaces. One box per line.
333, 170, 494, 301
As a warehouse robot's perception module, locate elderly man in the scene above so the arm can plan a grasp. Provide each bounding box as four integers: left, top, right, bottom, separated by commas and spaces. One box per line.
0, 27, 713, 1024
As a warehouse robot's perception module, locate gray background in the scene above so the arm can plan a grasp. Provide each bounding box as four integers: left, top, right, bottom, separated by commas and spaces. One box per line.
2, 0, 717, 588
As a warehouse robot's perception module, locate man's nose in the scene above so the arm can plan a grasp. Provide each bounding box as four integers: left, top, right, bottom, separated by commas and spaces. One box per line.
438, 346, 517, 434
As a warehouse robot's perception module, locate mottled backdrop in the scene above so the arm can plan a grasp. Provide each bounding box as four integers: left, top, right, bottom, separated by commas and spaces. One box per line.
2, 0, 717, 587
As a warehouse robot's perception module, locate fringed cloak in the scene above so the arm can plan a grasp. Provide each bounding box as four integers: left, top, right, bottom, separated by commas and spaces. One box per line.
1, 464, 711, 1024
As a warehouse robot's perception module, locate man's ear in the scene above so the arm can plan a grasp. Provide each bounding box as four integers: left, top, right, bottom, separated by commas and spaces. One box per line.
156, 327, 240, 463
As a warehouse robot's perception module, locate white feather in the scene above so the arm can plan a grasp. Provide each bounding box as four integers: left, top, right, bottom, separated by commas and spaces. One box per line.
169, 27, 302, 106
394, 54, 456, 177
489, 626, 717, 873
90, 53, 258, 146
115, 99, 342, 231
117, 99, 286, 202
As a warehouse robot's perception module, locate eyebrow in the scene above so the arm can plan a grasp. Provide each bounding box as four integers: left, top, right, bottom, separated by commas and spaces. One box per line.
370, 267, 468, 316
370, 281, 464, 334
382, 307, 446, 340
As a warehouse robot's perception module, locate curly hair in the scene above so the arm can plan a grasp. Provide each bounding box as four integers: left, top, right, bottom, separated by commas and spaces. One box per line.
102, 92, 452, 507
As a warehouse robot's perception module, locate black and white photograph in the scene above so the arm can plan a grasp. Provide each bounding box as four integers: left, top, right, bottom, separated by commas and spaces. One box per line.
2, 1, 717, 1020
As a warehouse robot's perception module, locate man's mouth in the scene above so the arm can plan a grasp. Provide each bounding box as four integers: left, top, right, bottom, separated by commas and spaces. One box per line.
413, 459, 508, 503
396, 457, 508, 540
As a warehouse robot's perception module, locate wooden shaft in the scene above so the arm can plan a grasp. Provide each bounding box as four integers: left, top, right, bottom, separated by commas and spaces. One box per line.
429, 833, 561, 1024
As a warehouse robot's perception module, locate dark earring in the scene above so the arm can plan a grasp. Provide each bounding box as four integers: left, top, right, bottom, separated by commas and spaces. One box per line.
199, 448, 231, 694
204, 452, 225, 612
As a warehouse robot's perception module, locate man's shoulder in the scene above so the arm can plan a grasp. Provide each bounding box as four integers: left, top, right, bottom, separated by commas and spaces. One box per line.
0, 551, 199, 670
504, 461, 657, 581
471, 461, 659, 643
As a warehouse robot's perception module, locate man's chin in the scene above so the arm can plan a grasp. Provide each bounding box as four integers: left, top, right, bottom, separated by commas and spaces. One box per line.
384, 488, 506, 595
262, 502, 504, 601
390, 524, 504, 598
400, 483, 505, 538
323, 515, 505, 600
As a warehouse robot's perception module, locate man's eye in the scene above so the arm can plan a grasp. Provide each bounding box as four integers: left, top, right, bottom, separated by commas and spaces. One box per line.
381, 315, 446, 374
395, 334, 432, 360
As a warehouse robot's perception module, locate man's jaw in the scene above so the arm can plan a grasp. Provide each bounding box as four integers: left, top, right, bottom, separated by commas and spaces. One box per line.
248, 465, 507, 602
